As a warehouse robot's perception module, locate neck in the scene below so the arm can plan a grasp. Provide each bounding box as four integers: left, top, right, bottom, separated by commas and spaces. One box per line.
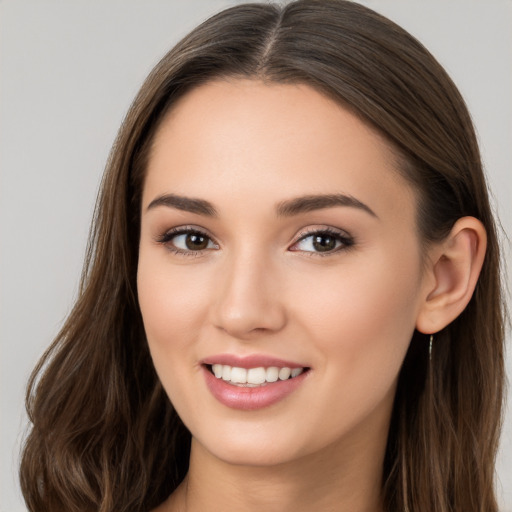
166, 432, 386, 512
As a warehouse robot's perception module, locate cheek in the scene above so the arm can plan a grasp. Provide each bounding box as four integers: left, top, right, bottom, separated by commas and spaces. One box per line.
137, 260, 213, 425
294, 247, 422, 377
282, 252, 422, 442
137, 253, 211, 373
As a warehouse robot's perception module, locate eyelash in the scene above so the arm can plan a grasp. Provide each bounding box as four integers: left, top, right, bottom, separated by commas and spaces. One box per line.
291, 227, 354, 257
155, 226, 218, 258
155, 226, 354, 257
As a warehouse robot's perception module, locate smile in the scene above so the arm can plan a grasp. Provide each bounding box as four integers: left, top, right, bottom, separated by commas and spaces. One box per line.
209, 364, 305, 387
202, 363, 310, 410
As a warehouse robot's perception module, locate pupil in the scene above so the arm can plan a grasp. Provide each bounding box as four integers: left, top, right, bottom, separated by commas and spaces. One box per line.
186, 233, 208, 250
313, 234, 336, 252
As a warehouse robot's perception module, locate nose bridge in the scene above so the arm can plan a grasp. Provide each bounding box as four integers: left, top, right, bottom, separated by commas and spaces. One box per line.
212, 243, 286, 338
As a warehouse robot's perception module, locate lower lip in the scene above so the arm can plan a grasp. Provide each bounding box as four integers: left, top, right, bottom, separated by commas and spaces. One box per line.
203, 366, 309, 410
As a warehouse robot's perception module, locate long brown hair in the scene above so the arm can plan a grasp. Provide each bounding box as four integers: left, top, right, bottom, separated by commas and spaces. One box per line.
20, 1, 505, 511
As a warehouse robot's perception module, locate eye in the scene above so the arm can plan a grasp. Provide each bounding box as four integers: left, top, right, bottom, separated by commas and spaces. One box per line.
290, 228, 353, 255
157, 227, 218, 255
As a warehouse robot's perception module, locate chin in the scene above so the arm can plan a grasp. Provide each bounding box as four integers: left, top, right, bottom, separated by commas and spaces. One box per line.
191, 427, 309, 468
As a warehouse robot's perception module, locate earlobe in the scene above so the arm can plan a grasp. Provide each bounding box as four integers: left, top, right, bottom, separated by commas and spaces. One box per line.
416, 217, 487, 334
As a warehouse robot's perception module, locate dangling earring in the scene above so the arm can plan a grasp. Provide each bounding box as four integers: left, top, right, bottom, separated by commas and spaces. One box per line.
429, 334, 434, 361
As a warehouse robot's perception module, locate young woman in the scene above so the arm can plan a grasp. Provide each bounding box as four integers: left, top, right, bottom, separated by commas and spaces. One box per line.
19, 1, 506, 511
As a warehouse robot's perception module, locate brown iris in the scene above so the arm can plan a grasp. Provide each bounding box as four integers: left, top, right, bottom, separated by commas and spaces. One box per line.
185, 233, 209, 250
312, 234, 337, 252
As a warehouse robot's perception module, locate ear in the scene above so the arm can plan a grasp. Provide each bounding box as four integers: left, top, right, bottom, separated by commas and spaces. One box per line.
416, 217, 487, 334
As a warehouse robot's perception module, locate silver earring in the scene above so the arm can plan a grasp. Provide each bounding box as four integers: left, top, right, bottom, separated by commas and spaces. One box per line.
429, 334, 434, 361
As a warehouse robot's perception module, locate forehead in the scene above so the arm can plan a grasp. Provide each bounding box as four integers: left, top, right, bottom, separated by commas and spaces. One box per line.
143, 79, 416, 223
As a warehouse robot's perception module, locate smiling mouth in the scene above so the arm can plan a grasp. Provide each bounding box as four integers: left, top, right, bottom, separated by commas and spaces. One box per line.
205, 364, 310, 387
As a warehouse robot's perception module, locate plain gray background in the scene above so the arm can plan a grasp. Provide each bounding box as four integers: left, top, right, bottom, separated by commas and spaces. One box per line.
1, 1, 511, 510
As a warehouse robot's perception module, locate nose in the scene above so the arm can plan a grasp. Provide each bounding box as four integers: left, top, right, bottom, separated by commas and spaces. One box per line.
211, 250, 287, 340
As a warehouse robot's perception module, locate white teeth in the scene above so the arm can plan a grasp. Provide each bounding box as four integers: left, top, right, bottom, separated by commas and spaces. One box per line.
221, 365, 231, 381
266, 367, 279, 382
212, 364, 223, 378
278, 367, 291, 380
291, 368, 304, 378
230, 367, 247, 384
247, 367, 266, 385
210, 364, 306, 385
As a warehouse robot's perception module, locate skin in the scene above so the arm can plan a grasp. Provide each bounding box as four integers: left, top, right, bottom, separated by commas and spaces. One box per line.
137, 79, 486, 512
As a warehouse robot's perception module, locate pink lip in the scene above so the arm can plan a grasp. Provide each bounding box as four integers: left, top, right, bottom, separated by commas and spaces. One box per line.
201, 353, 306, 369
202, 365, 310, 411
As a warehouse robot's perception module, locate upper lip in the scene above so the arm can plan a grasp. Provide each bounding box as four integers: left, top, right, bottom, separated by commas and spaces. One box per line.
201, 353, 308, 369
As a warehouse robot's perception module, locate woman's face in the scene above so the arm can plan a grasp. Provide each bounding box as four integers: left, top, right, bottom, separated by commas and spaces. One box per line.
138, 79, 431, 467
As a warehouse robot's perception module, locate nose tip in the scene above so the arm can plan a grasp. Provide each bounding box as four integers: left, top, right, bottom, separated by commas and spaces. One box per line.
214, 300, 286, 339
211, 259, 287, 340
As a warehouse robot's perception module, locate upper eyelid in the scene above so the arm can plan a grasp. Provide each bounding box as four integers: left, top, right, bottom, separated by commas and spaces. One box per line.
294, 226, 352, 241
157, 225, 216, 241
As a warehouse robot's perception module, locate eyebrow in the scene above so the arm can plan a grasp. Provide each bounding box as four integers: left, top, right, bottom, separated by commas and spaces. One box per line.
147, 193, 218, 216
276, 194, 377, 218
146, 192, 377, 218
